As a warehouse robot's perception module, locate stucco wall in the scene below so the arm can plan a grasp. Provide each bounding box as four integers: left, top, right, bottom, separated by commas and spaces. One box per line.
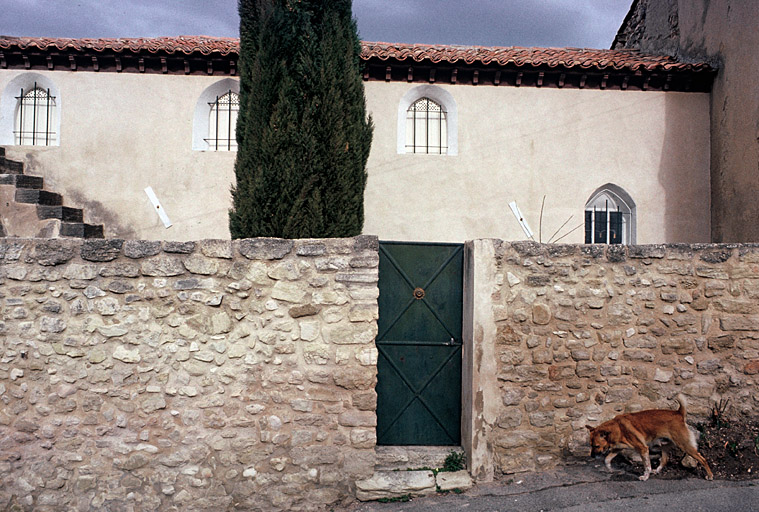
0, 71, 236, 241
615, 0, 759, 243
1, 69, 711, 244
466, 239, 759, 477
363, 81, 711, 244
0, 236, 379, 511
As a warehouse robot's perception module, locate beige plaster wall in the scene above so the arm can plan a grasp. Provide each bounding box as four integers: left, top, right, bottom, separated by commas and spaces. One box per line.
363, 81, 711, 244
678, 0, 759, 243
616, 0, 759, 243
1, 70, 236, 241
1, 69, 710, 244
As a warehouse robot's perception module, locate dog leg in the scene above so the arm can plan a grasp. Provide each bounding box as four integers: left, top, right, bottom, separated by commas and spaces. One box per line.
674, 429, 714, 480
604, 451, 620, 472
635, 445, 652, 481
652, 444, 669, 475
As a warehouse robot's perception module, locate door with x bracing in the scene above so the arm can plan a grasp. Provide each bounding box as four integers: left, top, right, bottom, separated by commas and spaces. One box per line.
376, 241, 463, 445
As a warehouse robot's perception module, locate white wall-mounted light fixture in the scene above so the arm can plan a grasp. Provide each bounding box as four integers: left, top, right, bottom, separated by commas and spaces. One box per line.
509, 201, 534, 241
144, 186, 172, 228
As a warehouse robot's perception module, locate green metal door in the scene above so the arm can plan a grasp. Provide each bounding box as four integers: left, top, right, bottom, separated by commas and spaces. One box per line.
376, 241, 463, 445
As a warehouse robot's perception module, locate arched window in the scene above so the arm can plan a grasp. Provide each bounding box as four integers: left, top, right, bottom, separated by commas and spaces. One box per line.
0, 73, 61, 147
15, 84, 57, 146
406, 97, 447, 154
397, 85, 458, 156
192, 78, 240, 151
584, 185, 636, 244
207, 90, 239, 151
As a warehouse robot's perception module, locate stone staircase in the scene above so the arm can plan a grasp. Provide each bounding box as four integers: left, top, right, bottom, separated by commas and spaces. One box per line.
355, 446, 473, 501
0, 147, 103, 238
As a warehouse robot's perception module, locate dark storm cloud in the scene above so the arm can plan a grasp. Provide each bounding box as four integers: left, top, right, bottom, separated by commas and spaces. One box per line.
0, 0, 632, 49
352, 0, 633, 48
0, 0, 238, 38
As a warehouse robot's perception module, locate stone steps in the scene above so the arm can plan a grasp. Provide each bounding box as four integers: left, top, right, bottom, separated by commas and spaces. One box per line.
355, 446, 473, 501
0, 174, 44, 188
0, 156, 23, 174
15, 188, 63, 205
375, 445, 465, 471
38, 205, 84, 223
60, 222, 104, 239
0, 146, 104, 238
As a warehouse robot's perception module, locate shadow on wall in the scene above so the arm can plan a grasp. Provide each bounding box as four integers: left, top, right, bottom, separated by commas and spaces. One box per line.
658, 93, 711, 243
66, 189, 133, 239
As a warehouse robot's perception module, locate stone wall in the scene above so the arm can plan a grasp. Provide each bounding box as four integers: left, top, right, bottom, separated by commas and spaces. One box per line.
468, 240, 759, 476
0, 236, 379, 511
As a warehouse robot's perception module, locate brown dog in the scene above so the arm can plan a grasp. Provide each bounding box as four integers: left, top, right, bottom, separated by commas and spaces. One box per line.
586, 395, 713, 481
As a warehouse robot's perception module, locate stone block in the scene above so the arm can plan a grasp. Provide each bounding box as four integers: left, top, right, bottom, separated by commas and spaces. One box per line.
355, 471, 435, 501
529, 411, 555, 428
605, 388, 634, 403
141, 258, 186, 277
123, 240, 161, 259
324, 323, 377, 345
436, 470, 473, 491
720, 316, 759, 331
498, 450, 536, 474
628, 245, 665, 259
113, 346, 141, 363
533, 303, 551, 324
497, 407, 523, 429
272, 281, 308, 303
708, 334, 735, 351
33, 240, 75, 266
81, 239, 123, 262
200, 239, 233, 259
238, 238, 293, 260
183, 255, 219, 275
162, 241, 196, 253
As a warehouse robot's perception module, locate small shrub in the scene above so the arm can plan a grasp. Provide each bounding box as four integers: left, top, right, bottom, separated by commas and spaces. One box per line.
711, 399, 730, 429
442, 450, 466, 472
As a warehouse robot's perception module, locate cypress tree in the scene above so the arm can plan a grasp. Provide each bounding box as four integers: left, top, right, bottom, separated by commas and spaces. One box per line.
230, 0, 373, 239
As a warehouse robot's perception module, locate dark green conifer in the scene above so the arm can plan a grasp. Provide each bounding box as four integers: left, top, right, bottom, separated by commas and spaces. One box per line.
230, 0, 373, 239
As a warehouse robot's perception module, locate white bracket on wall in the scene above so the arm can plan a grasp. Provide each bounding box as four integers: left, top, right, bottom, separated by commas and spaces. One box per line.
509, 201, 534, 241
144, 186, 172, 228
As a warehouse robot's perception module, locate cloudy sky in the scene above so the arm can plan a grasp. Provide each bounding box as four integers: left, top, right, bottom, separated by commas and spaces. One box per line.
0, 0, 633, 49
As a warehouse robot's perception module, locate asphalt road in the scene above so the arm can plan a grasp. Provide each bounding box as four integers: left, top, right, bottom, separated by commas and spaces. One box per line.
347, 463, 759, 512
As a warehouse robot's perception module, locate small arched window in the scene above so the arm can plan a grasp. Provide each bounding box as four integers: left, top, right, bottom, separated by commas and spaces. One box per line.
15, 83, 57, 146
397, 85, 457, 156
207, 90, 239, 151
584, 185, 636, 244
406, 97, 447, 154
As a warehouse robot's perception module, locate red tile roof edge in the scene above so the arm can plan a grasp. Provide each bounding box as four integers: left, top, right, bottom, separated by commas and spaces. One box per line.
0, 36, 712, 72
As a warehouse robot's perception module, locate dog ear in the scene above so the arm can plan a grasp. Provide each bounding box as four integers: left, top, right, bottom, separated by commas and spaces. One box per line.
585, 425, 594, 432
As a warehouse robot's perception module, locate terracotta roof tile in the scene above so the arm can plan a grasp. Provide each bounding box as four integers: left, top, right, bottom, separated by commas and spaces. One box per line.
0, 36, 712, 73
360, 42, 711, 72
0, 36, 239, 56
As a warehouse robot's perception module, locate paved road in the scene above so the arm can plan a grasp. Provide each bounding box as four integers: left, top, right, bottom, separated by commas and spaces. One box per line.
347, 463, 759, 512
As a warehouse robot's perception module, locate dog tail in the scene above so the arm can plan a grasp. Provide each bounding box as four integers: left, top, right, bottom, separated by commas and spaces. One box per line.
675, 394, 687, 418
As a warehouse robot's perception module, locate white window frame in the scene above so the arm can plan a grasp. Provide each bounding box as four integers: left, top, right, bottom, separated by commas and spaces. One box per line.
584, 184, 636, 244
397, 85, 457, 156
192, 78, 240, 151
0, 73, 61, 147
207, 90, 239, 152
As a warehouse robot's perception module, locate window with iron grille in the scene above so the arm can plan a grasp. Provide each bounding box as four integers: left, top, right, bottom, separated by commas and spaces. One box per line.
405, 97, 447, 154
206, 90, 239, 151
15, 84, 57, 146
584, 188, 634, 244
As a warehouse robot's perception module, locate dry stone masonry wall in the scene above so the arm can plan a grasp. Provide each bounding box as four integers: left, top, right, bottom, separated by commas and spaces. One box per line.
481, 241, 759, 475
0, 236, 379, 511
